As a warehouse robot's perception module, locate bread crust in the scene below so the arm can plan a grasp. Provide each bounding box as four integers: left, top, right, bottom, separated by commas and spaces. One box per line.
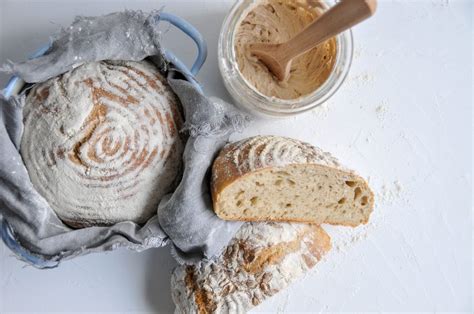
211, 136, 374, 225
21, 60, 184, 228
171, 222, 331, 314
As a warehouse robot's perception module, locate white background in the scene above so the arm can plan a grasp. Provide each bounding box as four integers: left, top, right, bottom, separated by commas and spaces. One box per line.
0, 0, 472, 313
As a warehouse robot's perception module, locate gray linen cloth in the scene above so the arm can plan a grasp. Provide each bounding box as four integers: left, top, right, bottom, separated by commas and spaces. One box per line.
0, 10, 247, 268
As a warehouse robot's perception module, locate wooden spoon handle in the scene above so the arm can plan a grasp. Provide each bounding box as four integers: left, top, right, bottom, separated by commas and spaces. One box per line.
282, 0, 377, 61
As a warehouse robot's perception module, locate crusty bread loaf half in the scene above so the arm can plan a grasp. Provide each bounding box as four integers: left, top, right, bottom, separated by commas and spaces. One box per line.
21, 60, 184, 228
171, 222, 331, 313
212, 135, 374, 226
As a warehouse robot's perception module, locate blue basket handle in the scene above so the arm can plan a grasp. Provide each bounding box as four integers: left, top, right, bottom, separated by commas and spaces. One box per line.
157, 12, 207, 94
157, 12, 207, 76
3, 12, 207, 98
3, 44, 51, 99
0, 220, 58, 268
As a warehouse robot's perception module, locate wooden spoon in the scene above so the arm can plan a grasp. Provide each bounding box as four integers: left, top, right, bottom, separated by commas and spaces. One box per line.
248, 0, 377, 82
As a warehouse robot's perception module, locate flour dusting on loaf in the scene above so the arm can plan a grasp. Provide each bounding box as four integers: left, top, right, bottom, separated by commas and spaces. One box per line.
21, 60, 184, 227
171, 222, 331, 313
212, 135, 374, 226
223, 135, 342, 173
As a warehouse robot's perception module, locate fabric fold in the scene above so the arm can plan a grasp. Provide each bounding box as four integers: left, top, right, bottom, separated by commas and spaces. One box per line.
158, 75, 246, 264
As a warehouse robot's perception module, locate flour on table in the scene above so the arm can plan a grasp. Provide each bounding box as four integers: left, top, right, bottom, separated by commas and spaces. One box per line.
377, 180, 404, 205
375, 100, 389, 122
311, 102, 331, 119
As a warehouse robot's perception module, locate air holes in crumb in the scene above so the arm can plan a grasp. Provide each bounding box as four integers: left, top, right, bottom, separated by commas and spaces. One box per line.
235, 190, 244, 200
318, 185, 322, 190
275, 179, 283, 186
285, 203, 292, 208
243, 208, 250, 214
250, 197, 258, 206
236, 200, 243, 207
360, 196, 368, 206
287, 179, 296, 186
255, 181, 264, 187
345, 181, 356, 187
338, 197, 346, 204
354, 187, 362, 200
342, 210, 347, 214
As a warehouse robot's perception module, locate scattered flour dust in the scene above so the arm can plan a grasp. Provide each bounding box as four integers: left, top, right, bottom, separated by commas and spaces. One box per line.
377, 180, 403, 205
348, 72, 374, 87
331, 223, 373, 254
365, 132, 375, 143
375, 99, 389, 123
310, 102, 331, 119
354, 47, 362, 59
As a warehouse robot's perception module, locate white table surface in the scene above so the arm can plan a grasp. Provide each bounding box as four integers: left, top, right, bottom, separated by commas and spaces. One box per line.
0, 0, 472, 313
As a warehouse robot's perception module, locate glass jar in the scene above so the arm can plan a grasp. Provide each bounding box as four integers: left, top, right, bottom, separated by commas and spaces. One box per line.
218, 0, 353, 118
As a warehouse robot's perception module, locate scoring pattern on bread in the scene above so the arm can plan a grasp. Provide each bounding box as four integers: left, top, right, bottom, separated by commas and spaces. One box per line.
171, 222, 331, 313
21, 60, 184, 227
212, 135, 343, 194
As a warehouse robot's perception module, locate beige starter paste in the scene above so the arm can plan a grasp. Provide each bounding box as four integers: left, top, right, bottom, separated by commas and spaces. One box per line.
235, 0, 337, 100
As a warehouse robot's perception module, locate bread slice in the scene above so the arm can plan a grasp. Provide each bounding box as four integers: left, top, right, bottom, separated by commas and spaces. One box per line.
211, 135, 374, 226
171, 222, 331, 313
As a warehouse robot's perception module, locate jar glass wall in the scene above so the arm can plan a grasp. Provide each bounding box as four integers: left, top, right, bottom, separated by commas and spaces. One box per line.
218, 0, 353, 118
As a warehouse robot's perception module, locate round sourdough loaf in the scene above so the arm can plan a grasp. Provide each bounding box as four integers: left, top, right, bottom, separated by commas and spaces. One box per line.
20, 60, 184, 228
